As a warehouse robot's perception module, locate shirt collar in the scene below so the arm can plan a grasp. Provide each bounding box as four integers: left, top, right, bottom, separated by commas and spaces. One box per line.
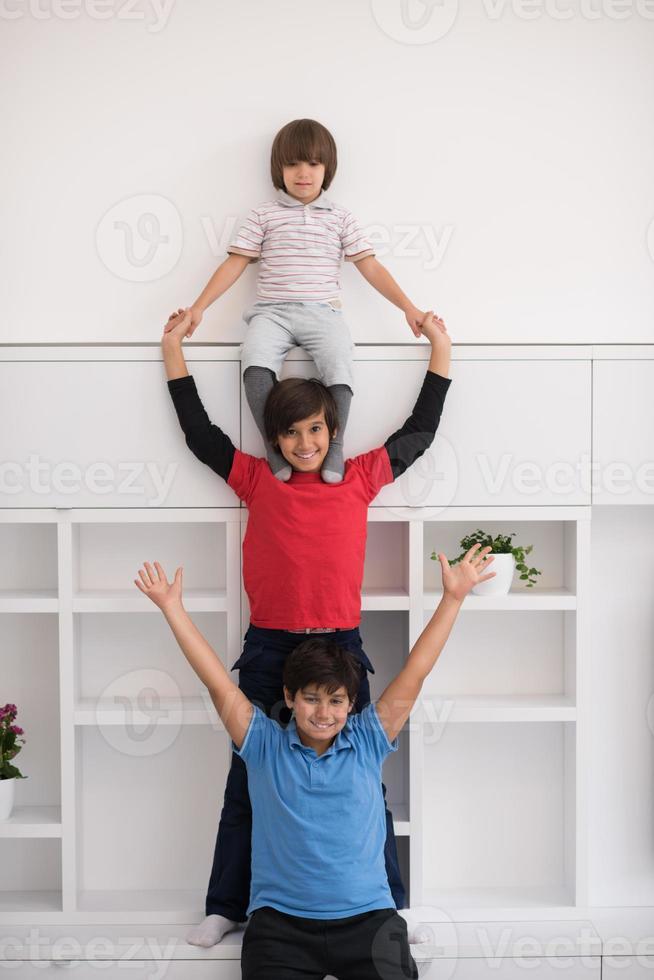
287, 716, 354, 755
276, 188, 334, 210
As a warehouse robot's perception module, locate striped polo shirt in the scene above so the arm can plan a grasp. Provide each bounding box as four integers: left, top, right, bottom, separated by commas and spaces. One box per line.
226, 189, 375, 302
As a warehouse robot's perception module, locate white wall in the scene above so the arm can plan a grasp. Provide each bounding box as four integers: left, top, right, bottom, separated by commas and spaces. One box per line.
2, 0, 654, 345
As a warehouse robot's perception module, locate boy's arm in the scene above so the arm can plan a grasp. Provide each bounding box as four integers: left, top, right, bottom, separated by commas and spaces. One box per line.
191, 253, 251, 316
162, 312, 236, 482
376, 546, 495, 743
383, 315, 452, 480
354, 255, 430, 338
134, 562, 253, 748
163, 254, 251, 338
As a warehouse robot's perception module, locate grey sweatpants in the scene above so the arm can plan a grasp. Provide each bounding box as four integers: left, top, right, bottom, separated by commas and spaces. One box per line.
240, 300, 355, 390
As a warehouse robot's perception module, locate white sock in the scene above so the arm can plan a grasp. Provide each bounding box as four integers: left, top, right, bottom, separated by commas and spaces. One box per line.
400, 911, 432, 945
407, 922, 432, 944
185, 914, 239, 947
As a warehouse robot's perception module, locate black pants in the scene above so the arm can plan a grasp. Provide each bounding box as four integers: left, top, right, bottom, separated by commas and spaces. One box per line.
205, 624, 406, 921
242, 906, 418, 980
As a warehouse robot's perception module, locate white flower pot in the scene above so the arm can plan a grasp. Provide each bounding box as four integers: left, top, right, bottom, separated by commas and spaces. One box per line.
0, 777, 16, 820
471, 553, 515, 596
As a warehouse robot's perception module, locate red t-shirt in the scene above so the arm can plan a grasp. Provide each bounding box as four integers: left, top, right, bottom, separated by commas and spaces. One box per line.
228, 446, 393, 629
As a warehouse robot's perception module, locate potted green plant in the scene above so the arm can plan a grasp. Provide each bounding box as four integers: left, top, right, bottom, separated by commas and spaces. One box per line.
0, 703, 26, 820
432, 529, 541, 596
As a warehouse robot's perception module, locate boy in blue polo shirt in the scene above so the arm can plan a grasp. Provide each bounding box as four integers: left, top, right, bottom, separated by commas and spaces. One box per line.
134, 544, 495, 978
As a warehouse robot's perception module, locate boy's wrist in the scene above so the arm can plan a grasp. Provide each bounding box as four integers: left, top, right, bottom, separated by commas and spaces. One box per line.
162, 333, 183, 350
440, 591, 464, 610
161, 597, 185, 619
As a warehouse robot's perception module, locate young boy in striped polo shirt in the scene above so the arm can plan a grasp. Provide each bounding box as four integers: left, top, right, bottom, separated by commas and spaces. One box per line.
134, 543, 494, 978
162, 306, 451, 947
164, 117, 437, 484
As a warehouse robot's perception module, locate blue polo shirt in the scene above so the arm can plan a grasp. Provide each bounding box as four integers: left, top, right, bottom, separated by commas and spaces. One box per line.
235, 700, 398, 919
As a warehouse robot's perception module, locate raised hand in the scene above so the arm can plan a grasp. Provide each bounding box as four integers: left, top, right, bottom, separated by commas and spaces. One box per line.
435, 544, 495, 602
134, 561, 183, 611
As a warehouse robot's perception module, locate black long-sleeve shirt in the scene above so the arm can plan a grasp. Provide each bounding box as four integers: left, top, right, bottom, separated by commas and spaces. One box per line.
167, 369, 451, 483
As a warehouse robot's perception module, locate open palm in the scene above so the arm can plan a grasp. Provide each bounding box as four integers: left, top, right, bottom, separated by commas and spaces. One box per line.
134, 561, 183, 611
435, 544, 495, 601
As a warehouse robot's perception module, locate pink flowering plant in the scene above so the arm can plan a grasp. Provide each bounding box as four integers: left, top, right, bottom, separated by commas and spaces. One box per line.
0, 704, 27, 780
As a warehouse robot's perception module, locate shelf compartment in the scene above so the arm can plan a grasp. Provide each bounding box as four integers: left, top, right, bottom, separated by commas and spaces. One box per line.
362, 521, 409, 599
74, 696, 217, 727
1, 614, 61, 805
0, 839, 62, 912
420, 610, 576, 701
419, 721, 576, 909
418, 693, 576, 723
73, 612, 230, 717
424, 521, 581, 597
75, 726, 232, 906
76, 888, 206, 917
361, 587, 410, 611
72, 589, 227, 613
419, 883, 575, 911
0, 590, 58, 613
0, 805, 62, 838
0, 523, 58, 605
424, 588, 576, 611
72, 522, 228, 597
391, 803, 410, 836
361, 611, 411, 838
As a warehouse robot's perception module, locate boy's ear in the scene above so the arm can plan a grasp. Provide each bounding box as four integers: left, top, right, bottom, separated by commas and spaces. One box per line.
283, 685, 295, 710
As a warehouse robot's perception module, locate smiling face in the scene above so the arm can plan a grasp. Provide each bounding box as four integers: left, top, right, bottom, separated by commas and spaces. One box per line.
275, 410, 334, 473
282, 159, 326, 204
284, 683, 354, 753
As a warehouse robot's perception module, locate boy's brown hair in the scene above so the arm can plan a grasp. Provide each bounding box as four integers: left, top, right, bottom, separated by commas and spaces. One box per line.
271, 119, 337, 192
264, 377, 339, 444
283, 638, 362, 704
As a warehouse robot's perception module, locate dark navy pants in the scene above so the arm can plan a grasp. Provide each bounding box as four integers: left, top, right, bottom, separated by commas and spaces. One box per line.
205, 624, 406, 922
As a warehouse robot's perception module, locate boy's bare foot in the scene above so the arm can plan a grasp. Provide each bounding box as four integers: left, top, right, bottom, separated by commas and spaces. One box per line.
185, 913, 239, 947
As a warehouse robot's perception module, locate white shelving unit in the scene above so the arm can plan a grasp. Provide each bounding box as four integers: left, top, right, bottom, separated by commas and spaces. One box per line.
3, 343, 653, 978
0, 502, 590, 925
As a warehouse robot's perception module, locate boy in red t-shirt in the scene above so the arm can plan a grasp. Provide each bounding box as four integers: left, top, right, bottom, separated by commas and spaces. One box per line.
161, 308, 451, 946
